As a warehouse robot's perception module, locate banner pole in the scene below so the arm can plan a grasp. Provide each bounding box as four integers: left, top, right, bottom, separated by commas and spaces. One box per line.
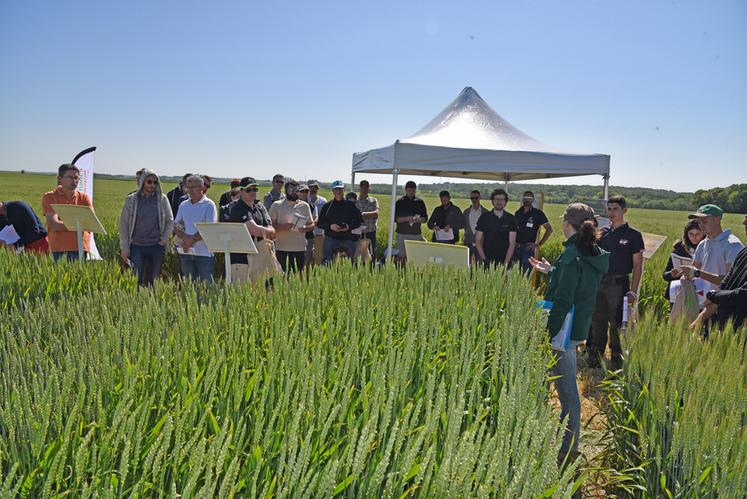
223, 237, 232, 286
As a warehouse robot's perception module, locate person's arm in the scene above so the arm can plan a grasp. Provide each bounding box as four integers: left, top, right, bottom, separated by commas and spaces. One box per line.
682, 264, 726, 286
161, 196, 174, 246
302, 205, 316, 232
118, 198, 132, 258
534, 222, 553, 249
42, 195, 67, 231
662, 256, 677, 281
427, 207, 439, 230
628, 252, 643, 304
361, 199, 379, 220
504, 231, 517, 266
348, 203, 362, 231
475, 230, 486, 261
690, 301, 719, 330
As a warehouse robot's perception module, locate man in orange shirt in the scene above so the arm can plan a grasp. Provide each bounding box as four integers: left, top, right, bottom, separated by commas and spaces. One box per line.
41, 163, 93, 261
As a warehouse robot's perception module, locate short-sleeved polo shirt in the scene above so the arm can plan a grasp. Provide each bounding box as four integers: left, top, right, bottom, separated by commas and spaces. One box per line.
41, 187, 92, 253
475, 210, 518, 262
598, 223, 644, 275
514, 207, 549, 244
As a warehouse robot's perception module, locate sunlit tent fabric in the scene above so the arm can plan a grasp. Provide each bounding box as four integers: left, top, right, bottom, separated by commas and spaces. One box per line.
351, 87, 611, 260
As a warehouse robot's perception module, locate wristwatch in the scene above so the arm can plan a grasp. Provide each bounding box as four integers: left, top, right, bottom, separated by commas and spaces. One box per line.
706, 290, 717, 301
694, 268, 701, 278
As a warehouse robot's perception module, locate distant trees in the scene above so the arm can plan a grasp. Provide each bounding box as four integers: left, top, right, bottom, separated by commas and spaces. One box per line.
692, 184, 747, 214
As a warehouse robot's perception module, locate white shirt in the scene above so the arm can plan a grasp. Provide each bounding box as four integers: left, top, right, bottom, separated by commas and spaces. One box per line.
174, 195, 217, 257
693, 228, 744, 293
310, 195, 327, 236
468, 206, 482, 233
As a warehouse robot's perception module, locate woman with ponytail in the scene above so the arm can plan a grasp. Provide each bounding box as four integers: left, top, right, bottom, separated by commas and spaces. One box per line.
530, 203, 609, 464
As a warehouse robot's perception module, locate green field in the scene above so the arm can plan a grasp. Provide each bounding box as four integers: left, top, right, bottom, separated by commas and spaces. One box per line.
1, 171, 746, 497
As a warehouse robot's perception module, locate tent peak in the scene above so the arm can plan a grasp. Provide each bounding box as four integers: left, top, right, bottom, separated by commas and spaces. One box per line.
401, 86, 566, 153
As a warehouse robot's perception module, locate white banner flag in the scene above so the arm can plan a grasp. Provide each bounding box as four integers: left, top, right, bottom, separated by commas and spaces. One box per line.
72, 146, 102, 259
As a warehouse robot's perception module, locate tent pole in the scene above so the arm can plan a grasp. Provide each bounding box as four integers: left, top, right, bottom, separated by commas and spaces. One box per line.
387, 169, 399, 263
351, 172, 356, 190
603, 175, 609, 202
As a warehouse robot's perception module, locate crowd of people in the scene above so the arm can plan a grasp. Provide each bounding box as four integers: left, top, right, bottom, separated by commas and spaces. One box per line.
1, 162, 745, 465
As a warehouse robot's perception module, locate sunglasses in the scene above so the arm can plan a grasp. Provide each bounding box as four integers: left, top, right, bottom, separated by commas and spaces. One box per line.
244, 187, 259, 192
145, 179, 159, 185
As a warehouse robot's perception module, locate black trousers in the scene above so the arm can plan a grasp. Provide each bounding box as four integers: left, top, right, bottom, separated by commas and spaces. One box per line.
276, 250, 305, 274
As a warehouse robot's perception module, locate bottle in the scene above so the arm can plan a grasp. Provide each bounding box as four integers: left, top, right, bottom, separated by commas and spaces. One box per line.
621, 295, 629, 330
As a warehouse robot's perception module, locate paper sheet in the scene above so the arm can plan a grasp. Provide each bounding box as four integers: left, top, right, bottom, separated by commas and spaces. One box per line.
435, 228, 454, 241
0, 225, 20, 245
670, 253, 693, 271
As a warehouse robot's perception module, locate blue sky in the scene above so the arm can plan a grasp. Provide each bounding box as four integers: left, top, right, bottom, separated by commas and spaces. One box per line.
1, 0, 745, 191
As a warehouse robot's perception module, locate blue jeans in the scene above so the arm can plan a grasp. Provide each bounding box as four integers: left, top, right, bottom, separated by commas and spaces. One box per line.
52, 251, 85, 262
179, 254, 215, 283
322, 238, 356, 264
130, 244, 165, 286
551, 342, 581, 456
516, 244, 535, 274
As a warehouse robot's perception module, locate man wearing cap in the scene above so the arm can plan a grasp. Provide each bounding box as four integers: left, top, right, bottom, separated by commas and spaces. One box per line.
317, 180, 363, 263
681, 204, 744, 296
307, 180, 327, 266
394, 181, 428, 262
356, 180, 380, 258
514, 191, 553, 274
0, 200, 49, 254
270, 179, 314, 274
587, 195, 644, 370
426, 190, 464, 245
263, 173, 286, 211
173, 175, 217, 282
298, 184, 317, 266
227, 177, 276, 282
692, 214, 747, 331
463, 190, 488, 263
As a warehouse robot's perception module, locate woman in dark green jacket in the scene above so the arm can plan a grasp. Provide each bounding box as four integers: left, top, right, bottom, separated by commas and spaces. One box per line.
531, 203, 609, 463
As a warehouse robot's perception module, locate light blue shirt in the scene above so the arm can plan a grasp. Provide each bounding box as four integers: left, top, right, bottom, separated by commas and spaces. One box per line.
174, 195, 217, 257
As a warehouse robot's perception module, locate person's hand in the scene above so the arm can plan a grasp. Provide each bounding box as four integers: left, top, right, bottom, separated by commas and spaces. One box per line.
159, 238, 168, 246
681, 265, 697, 280
263, 226, 277, 240
527, 242, 537, 251
625, 291, 637, 306
529, 256, 552, 274
331, 224, 341, 232
443, 225, 450, 230
670, 268, 683, 279
432, 225, 440, 231
121, 249, 130, 261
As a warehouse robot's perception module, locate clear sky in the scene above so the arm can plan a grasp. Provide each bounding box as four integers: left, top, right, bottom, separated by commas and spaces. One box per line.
1, 0, 745, 192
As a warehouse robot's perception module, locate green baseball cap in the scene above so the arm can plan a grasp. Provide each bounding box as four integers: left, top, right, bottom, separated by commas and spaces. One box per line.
688, 204, 724, 219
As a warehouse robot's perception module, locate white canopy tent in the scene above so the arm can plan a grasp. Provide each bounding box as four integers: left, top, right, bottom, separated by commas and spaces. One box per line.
351, 87, 611, 260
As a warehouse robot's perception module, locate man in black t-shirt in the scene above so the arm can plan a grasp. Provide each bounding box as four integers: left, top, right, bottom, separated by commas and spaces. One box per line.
166, 173, 192, 219
587, 195, 644, 370
475, 189, 518, 268
394, 181, 428, 262
514, 191, 553, 274
226, 177, 275, 282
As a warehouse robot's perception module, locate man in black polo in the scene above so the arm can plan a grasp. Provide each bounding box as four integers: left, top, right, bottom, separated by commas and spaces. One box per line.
167, 173, 191, 218
394, 181, 428, 262
587, 195, 644, 370
514, 191, 553, 274
226, 177, 275, 282
475, 188, 518, 268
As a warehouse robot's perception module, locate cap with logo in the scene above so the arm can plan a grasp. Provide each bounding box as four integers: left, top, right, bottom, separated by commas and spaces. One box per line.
331, 180, 345, 189
239, 177, 258, 190
688, 204, 723, 219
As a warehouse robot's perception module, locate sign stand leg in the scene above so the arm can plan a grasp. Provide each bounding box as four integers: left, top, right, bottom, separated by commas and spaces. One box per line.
224, 249, 232, 286
76, 220, 84, 262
